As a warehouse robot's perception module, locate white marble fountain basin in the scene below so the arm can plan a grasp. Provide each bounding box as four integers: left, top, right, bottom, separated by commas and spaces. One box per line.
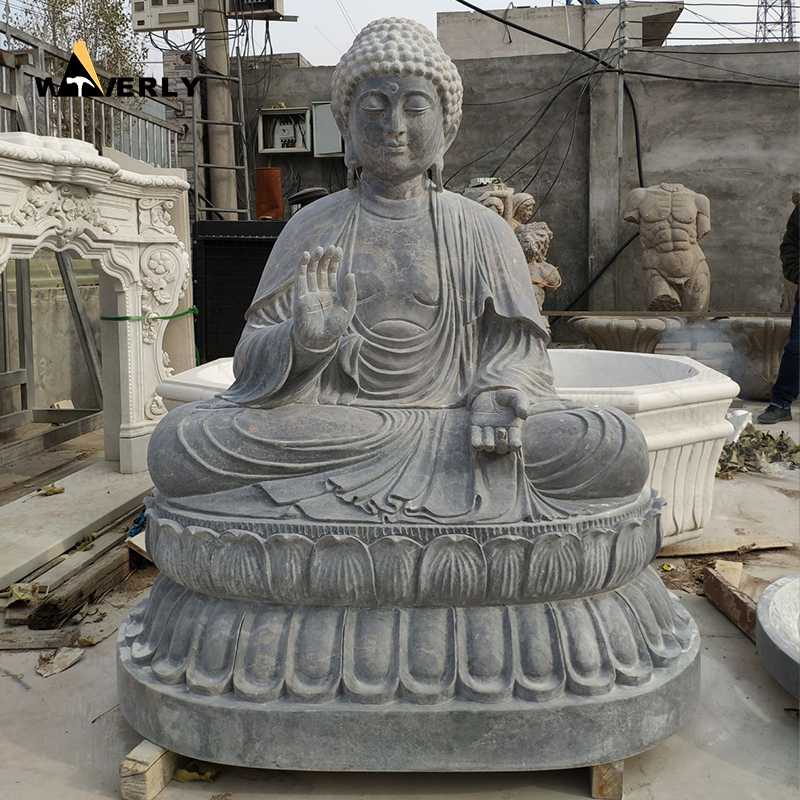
157, 350, 739, 545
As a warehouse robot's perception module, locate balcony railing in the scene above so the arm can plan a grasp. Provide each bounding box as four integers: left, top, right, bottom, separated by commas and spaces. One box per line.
0, 24, 183, 169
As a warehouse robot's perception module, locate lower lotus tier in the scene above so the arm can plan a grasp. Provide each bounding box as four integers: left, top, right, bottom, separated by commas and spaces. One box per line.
119, 566, 696, 706
117, 569, 700, 770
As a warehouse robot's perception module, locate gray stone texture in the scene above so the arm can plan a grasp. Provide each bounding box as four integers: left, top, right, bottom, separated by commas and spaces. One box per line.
121, 18, 701, 772
756, 574, 800, 698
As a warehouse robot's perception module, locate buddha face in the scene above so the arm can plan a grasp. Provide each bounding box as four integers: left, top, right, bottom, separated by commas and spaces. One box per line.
348, 75, 444, 184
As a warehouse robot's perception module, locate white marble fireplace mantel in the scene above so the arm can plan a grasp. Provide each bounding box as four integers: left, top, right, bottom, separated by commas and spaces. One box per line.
0, 133, 190, 473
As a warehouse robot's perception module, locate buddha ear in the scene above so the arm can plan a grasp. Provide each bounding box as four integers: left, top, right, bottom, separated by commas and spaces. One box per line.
443, 119, 460, 153
431, 123, 459, 194
344, 138, 360, 190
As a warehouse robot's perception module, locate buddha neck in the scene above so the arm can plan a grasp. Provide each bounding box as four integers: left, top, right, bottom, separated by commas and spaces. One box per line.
359, 173, 431, 220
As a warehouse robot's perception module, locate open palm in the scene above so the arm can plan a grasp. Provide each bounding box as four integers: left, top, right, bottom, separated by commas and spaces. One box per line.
292, 245, 357, 352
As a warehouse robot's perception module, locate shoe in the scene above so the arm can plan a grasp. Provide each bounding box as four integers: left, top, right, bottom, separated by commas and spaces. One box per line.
756, 405, 792, 424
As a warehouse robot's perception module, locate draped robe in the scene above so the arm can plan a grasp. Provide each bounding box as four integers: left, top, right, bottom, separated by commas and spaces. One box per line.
149, 187, 645, 525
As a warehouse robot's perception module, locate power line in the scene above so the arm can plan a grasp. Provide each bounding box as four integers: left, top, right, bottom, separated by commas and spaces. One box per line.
334, 0, 358, 37
452, 0, 799, 88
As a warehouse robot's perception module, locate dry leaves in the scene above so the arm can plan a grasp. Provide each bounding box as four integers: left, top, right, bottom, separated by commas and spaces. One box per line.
716, 424, 800, 479
37, 483, 65, 496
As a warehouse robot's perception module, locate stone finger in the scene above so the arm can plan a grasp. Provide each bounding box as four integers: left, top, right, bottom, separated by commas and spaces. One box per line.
482, 427, 495, 451
470, 425, 483, 451
508, 426, 523, 451
341, 272, 358, 314
295, 251, 310, 298
328, 246, 343, 291
318, 244, 335, 284
308, 246, 323, 293
495, 428, 509, 455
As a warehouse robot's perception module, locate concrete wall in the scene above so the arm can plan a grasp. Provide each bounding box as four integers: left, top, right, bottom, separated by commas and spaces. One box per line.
614, 45, 798, 314
241, 57, 346, 208
447, 43, 799, 315
437, 3, 683, 59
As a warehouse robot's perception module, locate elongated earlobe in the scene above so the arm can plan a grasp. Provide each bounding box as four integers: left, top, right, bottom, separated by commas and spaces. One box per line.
344, 140, 360, 191
431, 152, 445, 193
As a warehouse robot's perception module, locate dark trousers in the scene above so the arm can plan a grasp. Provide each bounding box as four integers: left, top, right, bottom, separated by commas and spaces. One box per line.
771, 299, 800, 408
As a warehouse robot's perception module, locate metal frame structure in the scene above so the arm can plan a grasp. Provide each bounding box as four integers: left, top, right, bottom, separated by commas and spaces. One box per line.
756, 0, 795, 41
0, 253, 103, 464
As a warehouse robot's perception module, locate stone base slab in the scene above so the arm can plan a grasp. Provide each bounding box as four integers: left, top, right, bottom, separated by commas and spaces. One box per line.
117, 629, 700, 771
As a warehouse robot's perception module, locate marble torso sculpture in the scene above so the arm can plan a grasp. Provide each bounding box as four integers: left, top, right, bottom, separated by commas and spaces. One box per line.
624, 183, 711, 312
118, 19, 700, 772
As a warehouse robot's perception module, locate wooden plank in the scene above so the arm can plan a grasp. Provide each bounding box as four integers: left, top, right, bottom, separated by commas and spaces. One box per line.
33, 531, 128, 594
28, 546, 131, 630
659, 536, 792, 558
120, 740, 181, 800
591, 760, 624, 800
0, 626, 81, 650
3, 602, 33, 625
714, 559, 744, 588
703, 566, 758, 642
126, 531, 151, 561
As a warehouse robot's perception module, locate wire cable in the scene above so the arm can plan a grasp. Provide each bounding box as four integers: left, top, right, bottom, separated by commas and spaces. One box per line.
451, 0, 799, 88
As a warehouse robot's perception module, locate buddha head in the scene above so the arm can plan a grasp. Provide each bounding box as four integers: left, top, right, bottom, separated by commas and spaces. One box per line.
331, 18, 463, 191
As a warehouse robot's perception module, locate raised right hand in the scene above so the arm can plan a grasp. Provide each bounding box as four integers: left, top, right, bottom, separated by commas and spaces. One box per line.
291, 244, 357, 352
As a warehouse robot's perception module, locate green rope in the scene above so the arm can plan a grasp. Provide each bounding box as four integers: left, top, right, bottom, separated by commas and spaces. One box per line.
101, 305, 199, 322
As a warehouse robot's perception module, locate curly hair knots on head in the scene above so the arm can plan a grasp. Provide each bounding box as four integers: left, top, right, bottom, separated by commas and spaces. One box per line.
331, 17, 463, 139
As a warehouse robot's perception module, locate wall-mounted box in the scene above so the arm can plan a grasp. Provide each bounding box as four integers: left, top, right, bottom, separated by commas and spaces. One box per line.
132, 0, 201, 31
258, 108, 311, 154
312, 102, 344, 158
227, 0, 297, 20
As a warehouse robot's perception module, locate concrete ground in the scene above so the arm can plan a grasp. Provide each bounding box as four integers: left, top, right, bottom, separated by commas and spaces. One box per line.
0, 591, 797, 800
0, 403, 798, 800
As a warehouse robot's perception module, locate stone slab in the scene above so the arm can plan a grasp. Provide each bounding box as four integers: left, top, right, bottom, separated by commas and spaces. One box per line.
117, 629, 701, 772
0, 460, 153, 590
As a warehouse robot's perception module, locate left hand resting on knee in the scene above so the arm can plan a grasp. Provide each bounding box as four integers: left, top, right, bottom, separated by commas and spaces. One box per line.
469, 389, 529, 455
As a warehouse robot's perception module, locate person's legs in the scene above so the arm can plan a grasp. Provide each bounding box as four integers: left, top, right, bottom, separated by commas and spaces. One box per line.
758, 299, 799, 424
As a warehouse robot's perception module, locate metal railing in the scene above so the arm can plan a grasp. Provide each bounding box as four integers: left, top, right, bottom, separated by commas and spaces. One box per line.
0, 24, 184, 169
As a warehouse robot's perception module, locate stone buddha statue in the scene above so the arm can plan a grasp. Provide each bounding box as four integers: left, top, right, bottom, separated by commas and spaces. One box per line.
118, 18, 700, 776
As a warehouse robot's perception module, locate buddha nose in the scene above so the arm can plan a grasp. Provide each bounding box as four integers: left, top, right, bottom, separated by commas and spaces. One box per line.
387, 105, 406, 136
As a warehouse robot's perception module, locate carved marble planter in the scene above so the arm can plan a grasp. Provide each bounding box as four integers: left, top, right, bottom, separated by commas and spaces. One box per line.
717, 316, 792, 401
158, 350, 737, 544
552, 350, 738, 545
0, 133, 190, 473
568, 315, 682, 354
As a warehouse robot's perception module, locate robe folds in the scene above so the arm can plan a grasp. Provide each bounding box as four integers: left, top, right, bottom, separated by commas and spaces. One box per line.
150, 187, 645, 524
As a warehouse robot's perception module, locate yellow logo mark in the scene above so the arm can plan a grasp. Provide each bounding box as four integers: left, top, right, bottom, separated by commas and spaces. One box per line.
71, 40, 104, 96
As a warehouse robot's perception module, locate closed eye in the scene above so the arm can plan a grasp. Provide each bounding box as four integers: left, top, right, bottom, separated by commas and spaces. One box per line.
360, 100, 386, 114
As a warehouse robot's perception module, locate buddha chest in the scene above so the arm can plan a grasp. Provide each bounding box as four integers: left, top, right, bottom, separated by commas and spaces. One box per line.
351, 209, 440, 334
